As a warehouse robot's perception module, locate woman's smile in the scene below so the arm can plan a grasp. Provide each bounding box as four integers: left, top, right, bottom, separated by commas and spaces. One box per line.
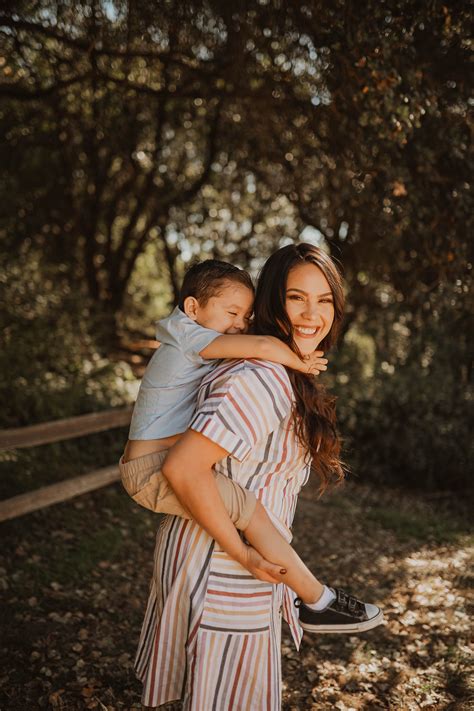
293, 325, 321, 337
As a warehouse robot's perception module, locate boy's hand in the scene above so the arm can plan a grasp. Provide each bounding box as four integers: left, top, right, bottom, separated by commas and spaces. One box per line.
241, 545, 284, 584
298, 350, 328, 375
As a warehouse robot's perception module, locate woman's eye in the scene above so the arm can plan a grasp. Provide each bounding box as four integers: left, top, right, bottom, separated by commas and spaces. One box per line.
228, 311, 238, 316
288, 295, 303, 301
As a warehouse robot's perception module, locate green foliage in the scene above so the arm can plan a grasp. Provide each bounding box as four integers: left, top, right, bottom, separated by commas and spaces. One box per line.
0, 253, 138, 500
0, 1, 471, 493
121, 238, 175, 335
2, 0, 469, 322
0, 252, 136, 428
330, 282, 472, 493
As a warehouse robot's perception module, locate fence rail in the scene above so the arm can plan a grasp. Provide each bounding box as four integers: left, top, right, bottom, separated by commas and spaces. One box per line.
0, 407, 133, 451
0, 407, 133, 523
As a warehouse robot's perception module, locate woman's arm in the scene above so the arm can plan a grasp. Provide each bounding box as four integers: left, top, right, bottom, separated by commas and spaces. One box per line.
161, 429, 283, 582
200, 335, 327, 374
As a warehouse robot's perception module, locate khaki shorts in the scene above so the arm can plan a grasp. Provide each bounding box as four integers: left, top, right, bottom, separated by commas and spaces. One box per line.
119, 449, 257, 531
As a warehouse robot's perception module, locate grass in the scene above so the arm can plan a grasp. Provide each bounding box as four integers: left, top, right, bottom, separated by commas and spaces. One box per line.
49, 528, 122, 585
320, 484, 472, 545
5, 483, 158, 594
365, 505, 471, 544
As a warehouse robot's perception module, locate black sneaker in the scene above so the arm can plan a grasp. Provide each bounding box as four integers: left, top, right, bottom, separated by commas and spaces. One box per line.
295, 588, 384, 634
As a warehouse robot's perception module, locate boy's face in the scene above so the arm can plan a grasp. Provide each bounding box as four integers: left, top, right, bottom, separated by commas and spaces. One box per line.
186, 282, 254, 334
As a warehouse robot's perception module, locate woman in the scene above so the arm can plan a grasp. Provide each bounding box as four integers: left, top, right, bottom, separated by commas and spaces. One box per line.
136, 243, 346, 710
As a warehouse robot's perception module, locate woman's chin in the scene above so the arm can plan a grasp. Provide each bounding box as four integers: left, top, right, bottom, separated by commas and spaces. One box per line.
294, 336, 324, 354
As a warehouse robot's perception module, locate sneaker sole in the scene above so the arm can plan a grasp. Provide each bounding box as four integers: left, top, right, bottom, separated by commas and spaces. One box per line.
299, 610, 384, 634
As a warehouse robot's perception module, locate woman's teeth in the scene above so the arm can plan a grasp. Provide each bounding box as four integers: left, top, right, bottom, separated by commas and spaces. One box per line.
295, 326, 318, 336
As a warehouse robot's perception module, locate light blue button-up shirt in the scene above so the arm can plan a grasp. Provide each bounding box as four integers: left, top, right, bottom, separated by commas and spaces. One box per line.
128, 307, 220, 439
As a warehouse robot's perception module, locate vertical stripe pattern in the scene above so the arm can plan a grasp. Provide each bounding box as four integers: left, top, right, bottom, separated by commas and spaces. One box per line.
135, 360, 310, 709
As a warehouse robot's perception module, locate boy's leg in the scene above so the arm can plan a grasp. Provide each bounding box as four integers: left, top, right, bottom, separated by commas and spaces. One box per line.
120, 452, 192, 518
125, 460, 325, 605
128, 466, 380, 628
244, 501, 324, 603
241, 497, 384, 633
213, 474, 323, 603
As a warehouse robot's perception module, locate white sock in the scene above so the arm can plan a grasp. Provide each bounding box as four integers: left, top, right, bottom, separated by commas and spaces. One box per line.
305, 585, 336, 611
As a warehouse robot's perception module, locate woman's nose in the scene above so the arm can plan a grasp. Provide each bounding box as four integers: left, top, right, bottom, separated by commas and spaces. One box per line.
302, 302, 320, 321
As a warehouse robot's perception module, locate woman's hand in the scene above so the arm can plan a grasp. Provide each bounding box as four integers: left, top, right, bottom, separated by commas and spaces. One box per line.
297, 350, 328, 375
240, 545, 285, 584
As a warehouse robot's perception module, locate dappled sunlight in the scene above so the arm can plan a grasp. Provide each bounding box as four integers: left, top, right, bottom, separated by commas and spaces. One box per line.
0, 1, 471, 709
284, 484, 472, 709
0, 481, 470, 709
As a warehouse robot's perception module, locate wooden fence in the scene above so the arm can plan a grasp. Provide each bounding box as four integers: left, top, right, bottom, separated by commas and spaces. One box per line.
0, 407, 133, 523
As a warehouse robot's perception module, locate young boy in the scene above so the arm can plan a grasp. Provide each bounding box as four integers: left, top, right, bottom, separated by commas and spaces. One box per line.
120, 260, 383, 634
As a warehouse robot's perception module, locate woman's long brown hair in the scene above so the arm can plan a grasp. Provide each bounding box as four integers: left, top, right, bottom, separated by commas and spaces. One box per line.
253, 242, 346, 495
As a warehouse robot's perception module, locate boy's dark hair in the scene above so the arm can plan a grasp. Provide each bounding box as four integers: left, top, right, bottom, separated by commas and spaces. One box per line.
178, 259, 254, 309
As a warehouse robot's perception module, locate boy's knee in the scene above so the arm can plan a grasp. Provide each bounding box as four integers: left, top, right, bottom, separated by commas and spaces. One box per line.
214, 474, 259, 530
235, 490, 258, 531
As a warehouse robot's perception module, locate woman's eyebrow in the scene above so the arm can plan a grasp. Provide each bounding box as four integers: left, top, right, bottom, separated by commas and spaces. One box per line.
286, 288, 333, 298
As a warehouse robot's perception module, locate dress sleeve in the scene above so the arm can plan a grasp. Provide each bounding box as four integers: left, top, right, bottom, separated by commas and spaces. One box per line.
190, 364, 293, 461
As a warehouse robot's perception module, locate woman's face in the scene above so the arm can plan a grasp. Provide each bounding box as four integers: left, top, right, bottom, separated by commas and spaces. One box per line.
285, 262, 335, 355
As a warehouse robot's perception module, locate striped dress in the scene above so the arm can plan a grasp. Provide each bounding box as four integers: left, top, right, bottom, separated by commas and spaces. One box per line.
135, 359, 311, 710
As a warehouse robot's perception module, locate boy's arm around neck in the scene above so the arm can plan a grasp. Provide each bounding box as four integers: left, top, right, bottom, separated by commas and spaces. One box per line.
200, 334, 326, 374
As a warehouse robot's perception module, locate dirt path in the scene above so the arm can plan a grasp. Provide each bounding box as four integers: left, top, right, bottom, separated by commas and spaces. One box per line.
0, 481, 472, 710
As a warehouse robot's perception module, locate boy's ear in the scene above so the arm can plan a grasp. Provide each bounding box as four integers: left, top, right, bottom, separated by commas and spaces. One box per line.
183, 296, 199, 320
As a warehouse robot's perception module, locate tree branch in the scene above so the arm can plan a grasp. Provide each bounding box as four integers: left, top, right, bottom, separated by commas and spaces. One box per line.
0, 72, 91, 99
0, 15, 213, 69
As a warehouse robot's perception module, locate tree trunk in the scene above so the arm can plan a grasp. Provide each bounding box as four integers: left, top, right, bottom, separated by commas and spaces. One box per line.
89, 300, 121, 351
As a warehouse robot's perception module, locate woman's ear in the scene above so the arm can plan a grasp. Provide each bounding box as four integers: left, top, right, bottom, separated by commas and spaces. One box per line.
183, 296, 199, 321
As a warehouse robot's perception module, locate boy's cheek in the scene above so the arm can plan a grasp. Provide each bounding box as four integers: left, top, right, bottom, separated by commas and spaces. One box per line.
225, 327, 242, 335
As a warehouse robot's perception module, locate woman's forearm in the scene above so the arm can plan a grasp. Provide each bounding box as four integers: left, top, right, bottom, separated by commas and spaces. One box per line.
161, 430, 284, 584
162, 450, 248, 565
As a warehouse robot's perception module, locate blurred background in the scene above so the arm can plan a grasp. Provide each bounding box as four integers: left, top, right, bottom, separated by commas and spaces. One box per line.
1, 0, 471, 496
0, 3, 473, 709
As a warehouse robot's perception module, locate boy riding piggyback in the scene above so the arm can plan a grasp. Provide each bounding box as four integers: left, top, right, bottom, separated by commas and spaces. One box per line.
121, 260, 326, 521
